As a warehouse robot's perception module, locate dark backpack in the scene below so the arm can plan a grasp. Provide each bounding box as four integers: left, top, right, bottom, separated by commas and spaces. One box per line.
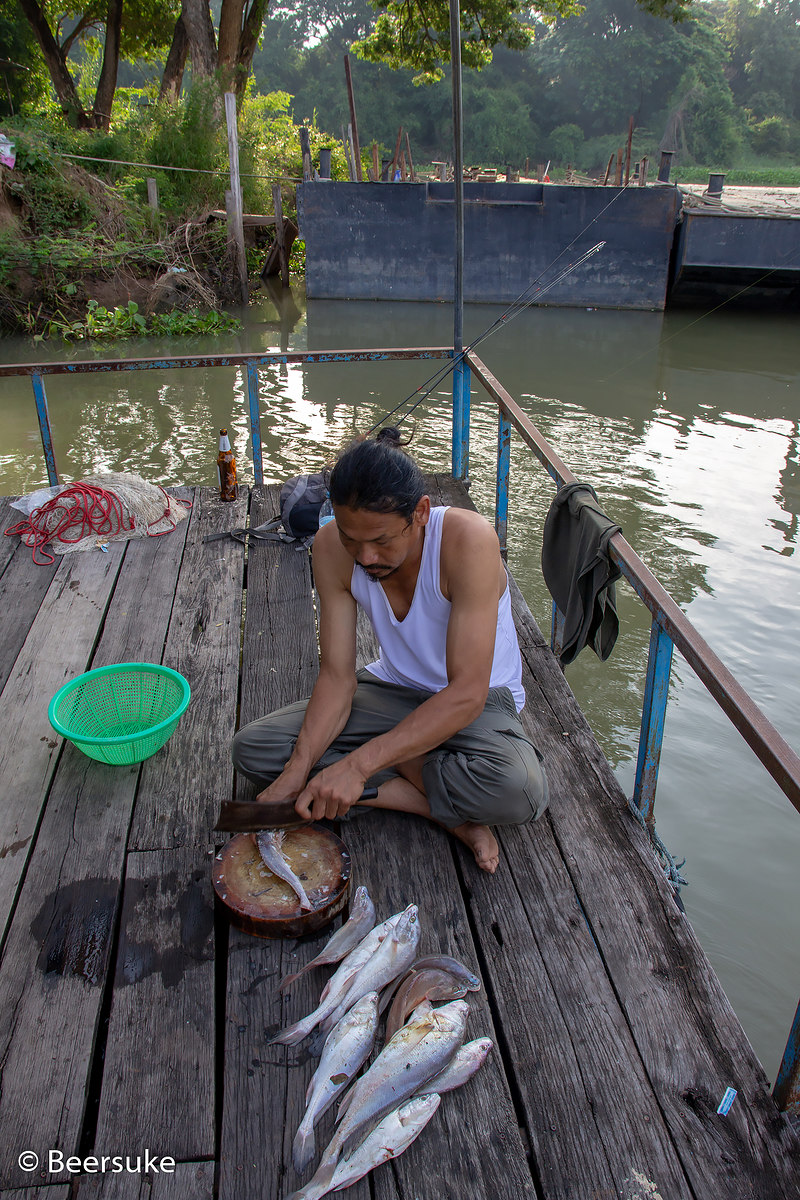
250, 472, 328, 547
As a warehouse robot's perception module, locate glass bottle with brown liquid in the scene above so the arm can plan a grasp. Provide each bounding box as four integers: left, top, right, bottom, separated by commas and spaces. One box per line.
217, 428, 237, 501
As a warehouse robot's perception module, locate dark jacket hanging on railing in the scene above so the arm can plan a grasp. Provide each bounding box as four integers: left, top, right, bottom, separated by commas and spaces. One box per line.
541, 482, 622, 665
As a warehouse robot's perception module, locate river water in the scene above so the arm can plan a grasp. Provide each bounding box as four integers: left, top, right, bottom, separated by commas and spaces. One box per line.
1, 291, 799, 1084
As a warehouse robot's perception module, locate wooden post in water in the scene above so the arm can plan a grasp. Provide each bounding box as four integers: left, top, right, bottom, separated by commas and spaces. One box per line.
271, 184, 290, 288
343, 55, 362, 181
146, 177, 159, 210
372, 143, 380, 182
603, 152, 615, 185
224, 92, 248, 304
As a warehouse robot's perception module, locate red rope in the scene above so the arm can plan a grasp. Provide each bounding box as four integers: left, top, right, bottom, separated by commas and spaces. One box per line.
4, 482, 187, 565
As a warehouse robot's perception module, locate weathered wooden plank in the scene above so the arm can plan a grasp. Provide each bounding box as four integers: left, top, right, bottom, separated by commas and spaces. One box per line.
0, 545, 125, 946
149, 1160, 214, 1199
220, 484, 323, 1200
342, 810, 537, 1200
0, 494, 23, 571
0, 751, 139, 1192
508, 575, 800, 1196
459, 816, 693, 1199
0, 543, 58, 694
129, 487, 247, 851
73, 1159, 212, 1199
0, 1188, 72, 1199
0, 503, 195, 1190
435, 473, 800, 1194
236, 486, 319, 736
72, 1173, 144, 1198
92, 847, 215, 1162
0, 502, 59, 692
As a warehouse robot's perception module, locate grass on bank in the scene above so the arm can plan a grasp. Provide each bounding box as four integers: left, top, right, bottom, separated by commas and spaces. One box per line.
0, 85, 348, 339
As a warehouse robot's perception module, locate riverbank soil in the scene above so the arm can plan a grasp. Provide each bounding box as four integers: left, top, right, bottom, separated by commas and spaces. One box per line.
0, 158, 242, 336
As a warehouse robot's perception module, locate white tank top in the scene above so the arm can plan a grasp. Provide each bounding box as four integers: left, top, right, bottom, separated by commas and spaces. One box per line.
350, 506, 525, 711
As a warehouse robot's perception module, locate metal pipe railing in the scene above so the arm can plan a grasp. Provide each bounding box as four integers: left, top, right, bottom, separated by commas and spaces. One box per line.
4, 343, 798, 1108
467, 349, 800, 820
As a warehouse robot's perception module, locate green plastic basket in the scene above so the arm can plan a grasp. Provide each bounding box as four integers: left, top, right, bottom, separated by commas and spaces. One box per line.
48, 663, 191, 765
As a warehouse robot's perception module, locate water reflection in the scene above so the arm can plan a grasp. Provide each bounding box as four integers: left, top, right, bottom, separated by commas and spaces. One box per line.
2, 293, 799, 1079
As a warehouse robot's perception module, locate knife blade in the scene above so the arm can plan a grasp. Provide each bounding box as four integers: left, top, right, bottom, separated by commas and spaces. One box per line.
214, 787, 379, 832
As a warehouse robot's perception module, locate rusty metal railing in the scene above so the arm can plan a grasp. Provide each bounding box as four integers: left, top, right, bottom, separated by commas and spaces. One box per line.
2, 344, 798, 1111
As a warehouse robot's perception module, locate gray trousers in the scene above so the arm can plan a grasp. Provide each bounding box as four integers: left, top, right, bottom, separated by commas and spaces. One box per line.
232, 669, 548, 829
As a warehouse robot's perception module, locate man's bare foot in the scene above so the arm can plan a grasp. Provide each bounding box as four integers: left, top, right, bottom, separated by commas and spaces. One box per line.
452, 822, 500, 874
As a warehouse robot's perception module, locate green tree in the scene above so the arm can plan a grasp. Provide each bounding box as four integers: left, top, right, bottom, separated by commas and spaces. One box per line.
730, 0, 800, 121
353, 0, 694, 84
0, 0, 49, 115
13, 0, 178, 127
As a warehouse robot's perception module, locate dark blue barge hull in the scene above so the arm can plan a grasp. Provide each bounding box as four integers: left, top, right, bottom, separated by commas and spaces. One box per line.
671, 208, 800, 304
298, 181, 683, 311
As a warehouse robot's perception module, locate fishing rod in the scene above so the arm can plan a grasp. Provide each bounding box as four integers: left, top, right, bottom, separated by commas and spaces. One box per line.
367, 179, 637, 432
368, 238, 606, 432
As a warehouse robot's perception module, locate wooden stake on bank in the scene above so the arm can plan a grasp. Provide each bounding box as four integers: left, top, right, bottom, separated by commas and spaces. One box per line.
271, 184, 290, 288
224, 92, 248, 304
343, 54, 363, 181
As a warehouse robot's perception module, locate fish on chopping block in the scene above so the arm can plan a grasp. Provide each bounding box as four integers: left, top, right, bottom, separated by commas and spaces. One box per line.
285, 1094, 442, 1200
280, 886, 376, 992
256, 830, 312, 911
293, 991, 380, 1173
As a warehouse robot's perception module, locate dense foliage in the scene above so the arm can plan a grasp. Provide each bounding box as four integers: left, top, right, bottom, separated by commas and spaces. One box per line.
1, 0, 797, 340
254, 0, 800, 171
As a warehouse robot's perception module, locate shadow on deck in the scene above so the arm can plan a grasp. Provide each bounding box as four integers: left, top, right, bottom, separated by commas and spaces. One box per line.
0, 480, 797, 1200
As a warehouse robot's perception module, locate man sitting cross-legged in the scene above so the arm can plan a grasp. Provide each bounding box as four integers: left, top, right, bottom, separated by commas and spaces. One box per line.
232, 427, 548, 873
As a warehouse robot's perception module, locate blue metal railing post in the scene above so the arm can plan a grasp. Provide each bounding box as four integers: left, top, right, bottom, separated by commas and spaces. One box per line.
633, 618, 675, 822
451, 359, 470, 480
495, 408, 511, 558
246, 363, 263, 486
31, 372, 59, 486
773, 996, 800, 1112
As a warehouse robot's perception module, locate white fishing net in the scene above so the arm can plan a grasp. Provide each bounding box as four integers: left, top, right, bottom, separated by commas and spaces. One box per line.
9, 472, 190, 561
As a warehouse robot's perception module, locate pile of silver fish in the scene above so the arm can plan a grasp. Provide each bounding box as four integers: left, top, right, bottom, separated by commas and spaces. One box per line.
270, 885, 493, 1200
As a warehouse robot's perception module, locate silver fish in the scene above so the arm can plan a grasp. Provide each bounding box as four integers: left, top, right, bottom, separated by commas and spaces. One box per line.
320, 905, 420, 1035
417, 1036, 493, 1094
319, 911, 403, 1002
256, 830, 312, 911
336, 999, 434, 1124
284, 1094, 442, 1200
280, 886, 376, 991
319, 997, 468, 1166
271, 912, 403, 1046
292, 992, 379, 1173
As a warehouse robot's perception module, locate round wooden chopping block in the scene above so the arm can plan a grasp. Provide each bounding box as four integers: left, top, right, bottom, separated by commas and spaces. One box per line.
212, 825, 351, 939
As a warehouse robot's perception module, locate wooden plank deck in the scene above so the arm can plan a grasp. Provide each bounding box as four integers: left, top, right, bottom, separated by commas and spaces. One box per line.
0, 481, 798, 1200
